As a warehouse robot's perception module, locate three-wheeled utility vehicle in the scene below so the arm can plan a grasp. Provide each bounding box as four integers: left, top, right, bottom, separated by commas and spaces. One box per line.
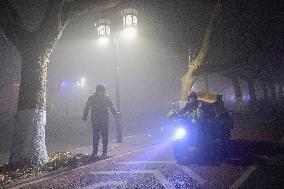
169, 92, 233, 162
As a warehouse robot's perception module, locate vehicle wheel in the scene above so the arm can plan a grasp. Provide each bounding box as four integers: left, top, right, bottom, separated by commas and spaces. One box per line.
173, 142, 187, 163
221, 130, 230, 146
220, 131, 230, 158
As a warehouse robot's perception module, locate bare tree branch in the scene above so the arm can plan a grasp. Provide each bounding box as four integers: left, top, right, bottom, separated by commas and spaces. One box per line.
196, 2, 282, 76
36, 0, 64, 45
0, 0, 29, 49
61, 0, 122, 27
64, 0, 122, 16
180, 0, 223, 100
37, 0, 121, 49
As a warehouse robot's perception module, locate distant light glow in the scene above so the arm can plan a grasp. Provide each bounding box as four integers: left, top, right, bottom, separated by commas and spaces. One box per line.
122, 27, 137, 39
98, 36, 110, 45
229, 95, 236, 102
80, 78, 86, 86
243, 95, 250, 102
60, 81, 76, 90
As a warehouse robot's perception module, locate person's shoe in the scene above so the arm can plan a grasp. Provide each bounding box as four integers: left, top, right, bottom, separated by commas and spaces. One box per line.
102, 152, 107, 157
92, 152, 98, 156
90, 151, 98, 159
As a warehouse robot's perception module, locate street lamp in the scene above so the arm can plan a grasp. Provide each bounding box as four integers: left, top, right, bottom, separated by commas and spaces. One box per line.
96, 18, 111, 45
121, 7, 138, 28
96, 6, 138, 143
121, 7, 138, 39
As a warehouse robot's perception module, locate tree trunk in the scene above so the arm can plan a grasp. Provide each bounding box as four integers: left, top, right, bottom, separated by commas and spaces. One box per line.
203, 74, 209, 91
231, 77, 243, 111
180, 0, 222, 100
279, 84, 283, 100
262, 82, 269, 99
9, 48, 50, 167
268, 82, 277, 100
2, 0, 118, 168
247, 79, 256, 103
181, 71, 195, 101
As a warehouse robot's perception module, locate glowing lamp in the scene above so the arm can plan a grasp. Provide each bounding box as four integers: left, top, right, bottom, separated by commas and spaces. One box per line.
121, 7, 138, 28
174, 127, 186, 140
96, 18, 111, 37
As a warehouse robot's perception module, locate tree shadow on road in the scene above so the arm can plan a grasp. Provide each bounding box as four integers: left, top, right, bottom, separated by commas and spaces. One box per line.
178, 140, 284, 166
223, 140, 284, 166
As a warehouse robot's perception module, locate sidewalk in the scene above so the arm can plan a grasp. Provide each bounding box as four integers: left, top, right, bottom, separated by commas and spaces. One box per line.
2, 130, 164, 188
70, 130, 163, 156
0, 129, 163, 164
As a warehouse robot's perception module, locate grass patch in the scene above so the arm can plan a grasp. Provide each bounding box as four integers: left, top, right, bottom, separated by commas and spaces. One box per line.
0, 152, 90, 187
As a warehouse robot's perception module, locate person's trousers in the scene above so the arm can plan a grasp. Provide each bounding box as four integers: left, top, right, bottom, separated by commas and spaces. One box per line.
92, 118, 109, 154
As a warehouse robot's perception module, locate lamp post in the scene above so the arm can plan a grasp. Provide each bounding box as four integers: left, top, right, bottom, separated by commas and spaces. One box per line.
96, 6, 138, 143
113, 37, 121, 143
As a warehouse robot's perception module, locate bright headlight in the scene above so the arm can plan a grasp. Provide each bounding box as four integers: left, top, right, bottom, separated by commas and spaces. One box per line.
174, 127, 186, 140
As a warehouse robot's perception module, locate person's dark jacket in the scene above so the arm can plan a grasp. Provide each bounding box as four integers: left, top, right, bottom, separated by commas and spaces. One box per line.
178, 101, 199, 116
83, 93, 118, 123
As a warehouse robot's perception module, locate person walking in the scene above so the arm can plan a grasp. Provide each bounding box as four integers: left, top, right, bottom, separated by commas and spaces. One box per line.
82, 84, 120, 157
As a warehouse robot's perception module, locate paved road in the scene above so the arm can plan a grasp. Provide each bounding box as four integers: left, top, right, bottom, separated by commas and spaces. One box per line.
11, 139, 284, 189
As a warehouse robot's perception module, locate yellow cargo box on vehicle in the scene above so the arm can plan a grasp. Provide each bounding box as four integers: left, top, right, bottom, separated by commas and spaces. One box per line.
197, 91, 223, 104
176, 91, 223, 110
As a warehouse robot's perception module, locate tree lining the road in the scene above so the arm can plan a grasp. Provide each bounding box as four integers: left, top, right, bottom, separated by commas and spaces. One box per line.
0, 0, 121, 167
181, 0, 283, 103
180, 0, 222, 101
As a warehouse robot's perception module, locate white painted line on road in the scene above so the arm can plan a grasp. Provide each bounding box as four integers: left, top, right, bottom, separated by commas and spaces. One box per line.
116, 161, 206, 185
229, 166, 257, 189
10, 145, 158, 189
90, 170, 175, 189
80, 181, 126, 189
117, 160, 175, 165
122, 134, 143, 139
176, 164, 206, 185
153, 170, 176, 189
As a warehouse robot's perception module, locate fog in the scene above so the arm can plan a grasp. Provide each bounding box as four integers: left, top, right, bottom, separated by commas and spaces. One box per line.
47, 28, 187, 132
